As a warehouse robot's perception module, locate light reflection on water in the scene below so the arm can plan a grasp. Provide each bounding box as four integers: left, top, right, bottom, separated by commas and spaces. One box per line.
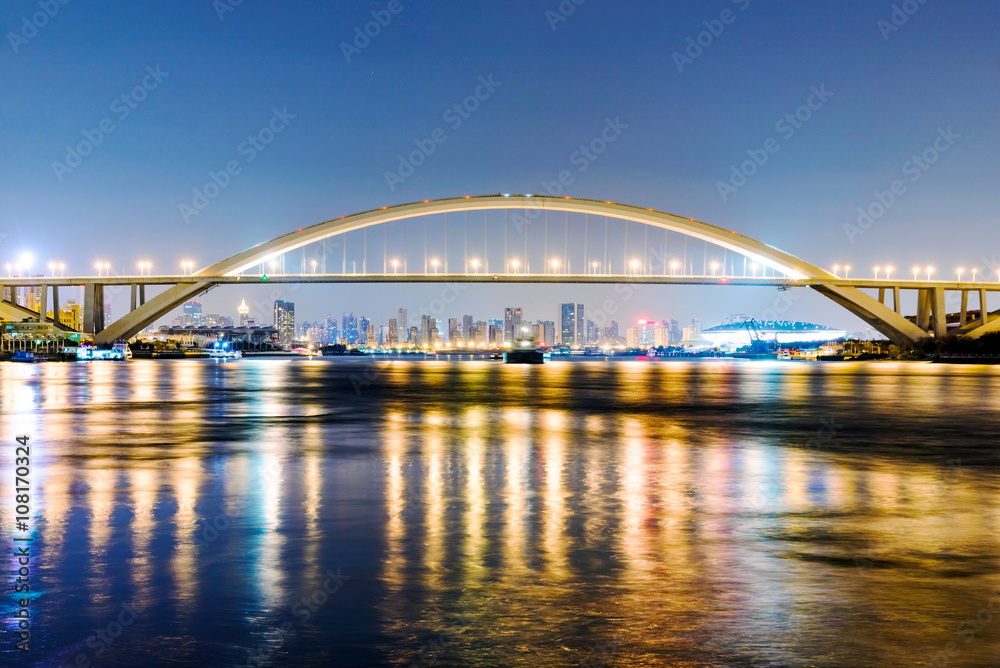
1, 359, 999, 667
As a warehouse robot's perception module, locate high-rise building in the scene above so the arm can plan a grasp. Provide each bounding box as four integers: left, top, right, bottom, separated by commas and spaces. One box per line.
388, 318, 399, 345
421, 314, 433, 346
104, 301, 113, 328
462, 315, 473, 341
474, 320, 487, 345
24, 280, 43, 312
540, 320, 555, 347
559, 303, 584, 346
274, 300, 295, 348
654, 326, 671, 347
342, 313, 359, 344
218, 315, 234, 328
626, 327, 639, 348
504, 307, 523, 343
586, 319, 597, 345
365, 323, 375, 345
183, 300, 203, 327
488, 318, 503, 346
324, 315, 339, 344
398, 308, 408, 341
448, 318, 459, 343
360, 317, 371, 344
409, 326, 419, 345
237, 299, 250, 327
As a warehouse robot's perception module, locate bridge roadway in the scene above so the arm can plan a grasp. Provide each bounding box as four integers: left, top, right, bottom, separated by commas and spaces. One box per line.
3, 273, 997, 289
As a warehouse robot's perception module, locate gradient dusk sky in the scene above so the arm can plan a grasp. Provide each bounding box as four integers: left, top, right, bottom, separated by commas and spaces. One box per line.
2, 1, 998, 332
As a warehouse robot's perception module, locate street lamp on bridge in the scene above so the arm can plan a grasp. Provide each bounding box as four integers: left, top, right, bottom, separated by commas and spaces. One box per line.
873, 265, 881, 280
885, 265, 894, 280
912, 266, 920, 281
844, 265, 851, 279
391, 259, 399, 275
670, 260, 679, 276
956, 267, 964, 282
630, 259, 641, 275
310, 259, 318, 274
430, 258, 440, 274
592, 260, 600, 275
832, 264, 840, 277
470, 258, 480, 274
709, 261, 719, 277
750, 262, 759, 277
972, 267, 978, 282
926, 266, 934, 281
509, 258, 519, 274
550, 258, 561, 274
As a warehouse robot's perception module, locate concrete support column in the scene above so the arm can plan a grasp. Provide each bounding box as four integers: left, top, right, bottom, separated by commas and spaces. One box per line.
131, 284, 137, 312
980, 288, 989, 327
51, 286, 60, 322
960, 290, 968, 327
878, 287, 886, 304
930, 287, 947, 338
83, 284, 105, 335
139, 284, 145, 306
39, 285, 48, 323
917, 289, 930, 331
893, 286, 901, 314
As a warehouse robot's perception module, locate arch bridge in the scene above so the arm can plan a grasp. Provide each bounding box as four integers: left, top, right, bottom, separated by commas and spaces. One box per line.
2, 195, 996, 348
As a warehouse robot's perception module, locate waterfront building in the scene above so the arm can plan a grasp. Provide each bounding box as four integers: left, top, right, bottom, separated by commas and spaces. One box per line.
274, 300, 295, 348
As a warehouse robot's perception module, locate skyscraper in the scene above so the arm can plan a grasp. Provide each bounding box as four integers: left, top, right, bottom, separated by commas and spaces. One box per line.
504, 307, 522, 342
183, 300, 203, 327
388, 318, 399, 345
398, 308, 408, 342
560, 303, 584, 346
462, 314, 473, 341
342, 313, 359, 344
238, 299, 250, 327
448, 318, 460, 344
274, 300, 295, 348
360, 317, 371, 344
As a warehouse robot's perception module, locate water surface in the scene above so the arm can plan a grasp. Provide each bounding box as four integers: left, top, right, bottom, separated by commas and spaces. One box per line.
2, 358, 999, 667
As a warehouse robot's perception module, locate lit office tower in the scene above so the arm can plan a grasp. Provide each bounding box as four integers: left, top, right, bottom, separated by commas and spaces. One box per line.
586, 319, 597, 345
488, 318, 503, 346
421, 314, 433, 346
409, 326, 419, 345
238, 299, 251, 327
448, 318, 460, 344
398, 308, 408, 341
503, 307, 523, 342
342, 313, 359, 344
560, 303, 584, 346
274, 300, 295, 348
475, 320, 487, 345
104, 301, 113, 328
183, 300, 203, 326
462, 314, 473, 340
388, 318, 399, 346
540, 320, 555, 346
325, 314, 339, 343
360, 317, 371, 344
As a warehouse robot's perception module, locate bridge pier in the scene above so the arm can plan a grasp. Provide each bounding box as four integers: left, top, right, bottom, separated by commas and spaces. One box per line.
83, 283, 105, 335
38, 284, 47, 324
930, 287, 947, 338
893, 286, 901, 314
960, 290, 968, 327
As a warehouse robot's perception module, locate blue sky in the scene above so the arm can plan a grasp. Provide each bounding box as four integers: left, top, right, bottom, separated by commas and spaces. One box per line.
2, 0, 998, 332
